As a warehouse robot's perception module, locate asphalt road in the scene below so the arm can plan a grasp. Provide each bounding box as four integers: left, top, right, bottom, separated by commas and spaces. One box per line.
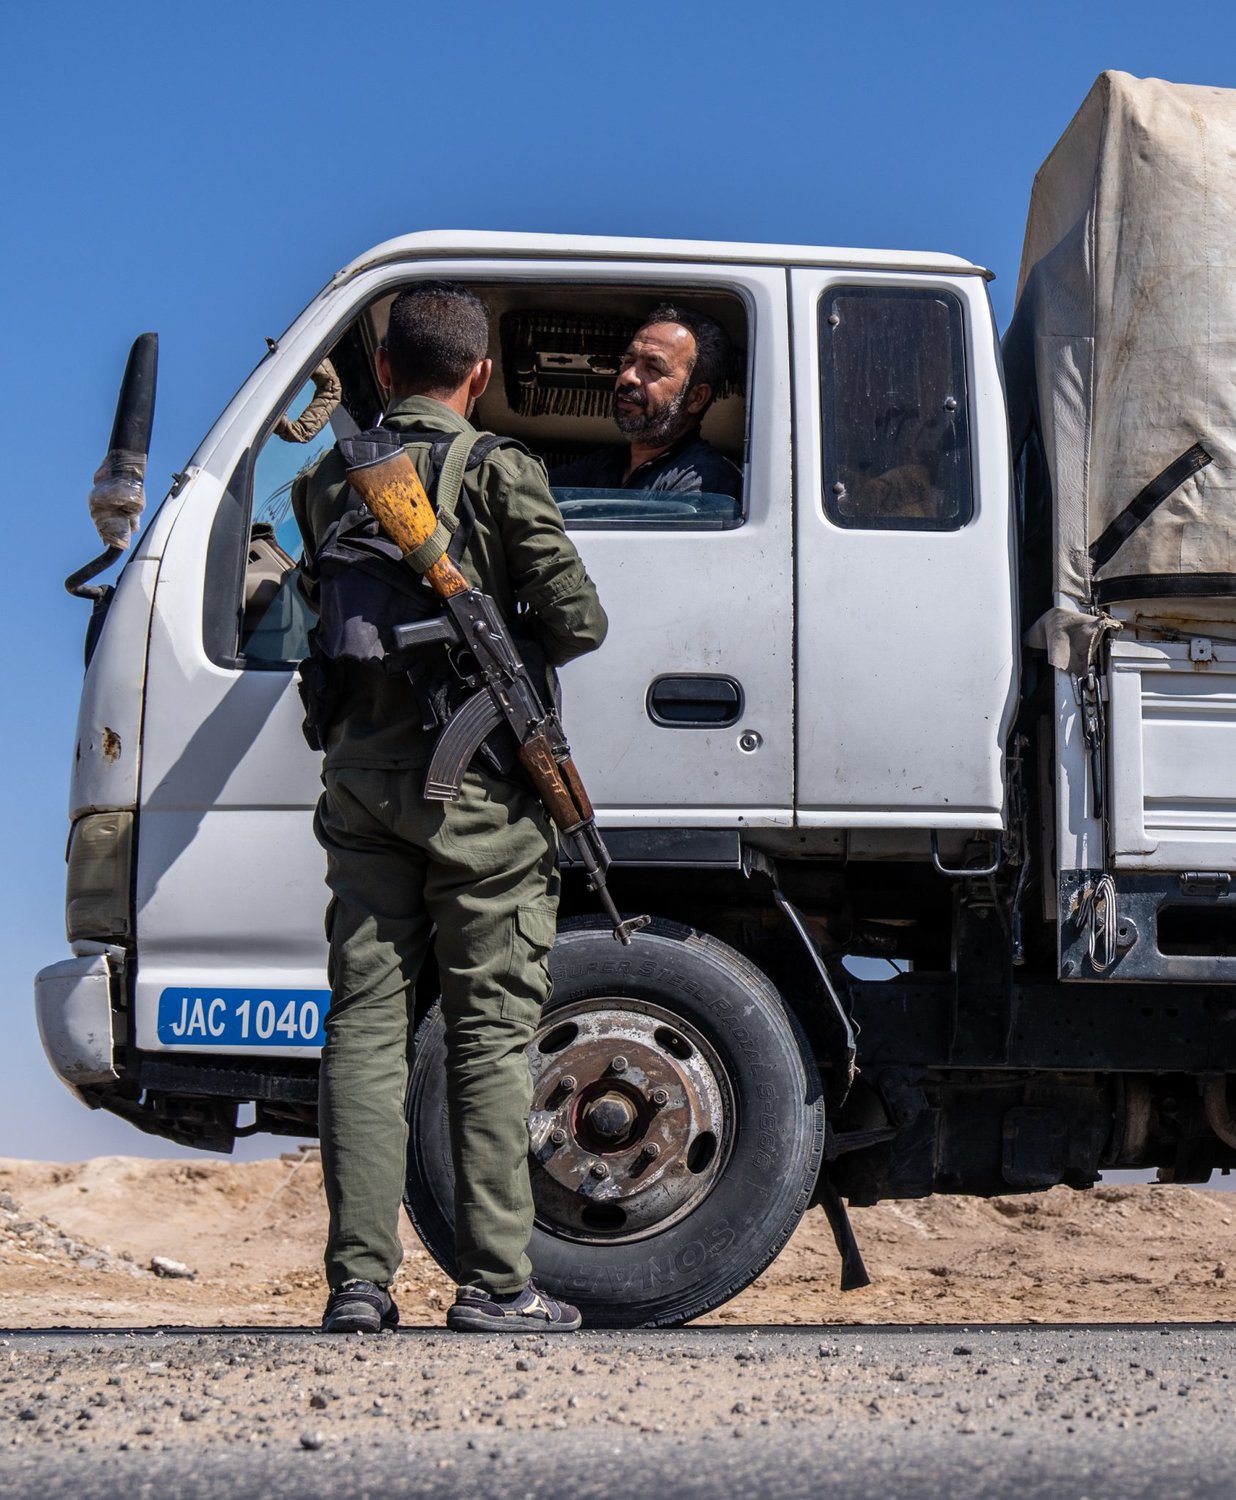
5, 1325, 1236, 1499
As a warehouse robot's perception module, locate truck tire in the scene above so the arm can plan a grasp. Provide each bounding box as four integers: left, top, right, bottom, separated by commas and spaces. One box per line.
404, 918, 825, 1327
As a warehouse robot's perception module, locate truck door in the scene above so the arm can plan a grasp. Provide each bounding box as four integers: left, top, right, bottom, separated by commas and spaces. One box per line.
550, 266, 793, 830
788, 271, 1017, 833
130, 256, 794, 1063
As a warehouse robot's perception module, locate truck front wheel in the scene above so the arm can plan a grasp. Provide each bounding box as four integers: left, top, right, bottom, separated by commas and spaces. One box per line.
404, 918, 825, 1327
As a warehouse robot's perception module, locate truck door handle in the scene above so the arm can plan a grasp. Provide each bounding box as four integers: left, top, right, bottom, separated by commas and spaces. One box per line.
646, 675, 743, 727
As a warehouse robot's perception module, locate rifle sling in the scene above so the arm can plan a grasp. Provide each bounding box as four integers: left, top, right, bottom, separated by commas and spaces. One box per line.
403, 431, 475, 574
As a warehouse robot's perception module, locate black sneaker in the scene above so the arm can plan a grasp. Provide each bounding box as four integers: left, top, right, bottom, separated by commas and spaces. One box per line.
321, 1279, 399, 1334
446, 1279, 582, 1333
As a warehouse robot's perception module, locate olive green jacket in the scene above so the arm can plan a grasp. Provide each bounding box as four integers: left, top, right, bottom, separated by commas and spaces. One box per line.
292, 395, 608, 770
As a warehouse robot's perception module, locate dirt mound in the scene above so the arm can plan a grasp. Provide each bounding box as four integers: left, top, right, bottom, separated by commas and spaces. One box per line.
2, 1155, 1235, 1328
0, 1152, 452, 1328
722, 1184, 1236, 1327
0, 1185, 150, 1280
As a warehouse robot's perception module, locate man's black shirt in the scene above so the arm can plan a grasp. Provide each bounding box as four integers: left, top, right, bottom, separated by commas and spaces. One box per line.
550, 429, 742, 499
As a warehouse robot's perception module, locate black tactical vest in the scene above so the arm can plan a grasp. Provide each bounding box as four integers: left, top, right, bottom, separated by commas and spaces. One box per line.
297, 428, 524, 749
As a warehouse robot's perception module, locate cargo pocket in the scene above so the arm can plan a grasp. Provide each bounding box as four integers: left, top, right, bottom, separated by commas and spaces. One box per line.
500, 902, 558, 1022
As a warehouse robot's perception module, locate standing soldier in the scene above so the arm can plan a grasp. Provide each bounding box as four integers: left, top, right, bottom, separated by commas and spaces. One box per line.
292, 281, 608, 1333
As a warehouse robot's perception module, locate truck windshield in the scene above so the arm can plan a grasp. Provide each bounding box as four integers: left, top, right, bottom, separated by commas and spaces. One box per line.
252, 379, 336, 554
240, 378, 332, 663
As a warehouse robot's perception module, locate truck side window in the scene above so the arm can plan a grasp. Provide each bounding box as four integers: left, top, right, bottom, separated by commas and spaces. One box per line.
820, 287, 972, 531
494, 302, 747, 531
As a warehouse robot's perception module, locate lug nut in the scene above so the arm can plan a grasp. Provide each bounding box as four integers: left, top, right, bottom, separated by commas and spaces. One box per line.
610, 1056, 628, 1074
650, 1087, 670, 1108
589, 1162, 609, 1179
558, 1074, 577, 1094
549, 1127, 567, 1147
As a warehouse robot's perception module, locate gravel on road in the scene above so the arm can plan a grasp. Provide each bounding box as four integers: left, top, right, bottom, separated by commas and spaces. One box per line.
4, 1325, 1236, 1499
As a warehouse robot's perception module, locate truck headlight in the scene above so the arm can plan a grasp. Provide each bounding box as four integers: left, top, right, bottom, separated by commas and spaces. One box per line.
66, 811, 134, 944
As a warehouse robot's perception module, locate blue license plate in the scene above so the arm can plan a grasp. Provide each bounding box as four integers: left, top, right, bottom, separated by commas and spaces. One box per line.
157, 988, 329, 1047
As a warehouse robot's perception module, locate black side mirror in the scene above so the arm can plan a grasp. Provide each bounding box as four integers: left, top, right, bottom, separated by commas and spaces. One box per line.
65, 332, 159, 600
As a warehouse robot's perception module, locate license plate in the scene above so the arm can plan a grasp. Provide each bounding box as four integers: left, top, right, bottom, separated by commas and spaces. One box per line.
157, 987, 329, 1047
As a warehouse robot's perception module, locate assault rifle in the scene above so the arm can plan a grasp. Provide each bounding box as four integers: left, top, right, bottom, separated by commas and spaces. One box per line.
342, 439, 647, 946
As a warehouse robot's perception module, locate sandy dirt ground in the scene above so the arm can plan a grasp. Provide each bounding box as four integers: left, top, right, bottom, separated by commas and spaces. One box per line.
3, 1152, 1236, 1328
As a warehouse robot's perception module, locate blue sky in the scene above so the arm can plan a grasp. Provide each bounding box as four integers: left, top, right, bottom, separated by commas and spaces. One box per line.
5, 0, 1236, 1160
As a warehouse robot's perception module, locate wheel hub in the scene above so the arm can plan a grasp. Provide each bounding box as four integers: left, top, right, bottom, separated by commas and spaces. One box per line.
580, 1091, 638, 1146
526, 1001, 730, 1242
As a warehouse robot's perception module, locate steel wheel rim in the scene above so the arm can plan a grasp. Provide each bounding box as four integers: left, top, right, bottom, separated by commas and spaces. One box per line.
526, 997, 735, 1245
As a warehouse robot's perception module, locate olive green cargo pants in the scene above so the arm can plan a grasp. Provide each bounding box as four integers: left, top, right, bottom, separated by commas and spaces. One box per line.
314, 765, 558, 1297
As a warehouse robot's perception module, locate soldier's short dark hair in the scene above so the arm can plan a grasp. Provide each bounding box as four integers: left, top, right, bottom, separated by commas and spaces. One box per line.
384, 281, 491, 394
640, 303, 732, 403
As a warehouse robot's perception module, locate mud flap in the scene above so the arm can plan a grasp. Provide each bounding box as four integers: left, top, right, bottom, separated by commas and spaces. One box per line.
816, 1175, 872, 1291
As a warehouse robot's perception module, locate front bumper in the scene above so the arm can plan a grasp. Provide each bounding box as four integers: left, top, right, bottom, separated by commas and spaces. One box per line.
34, 949, 121, 1100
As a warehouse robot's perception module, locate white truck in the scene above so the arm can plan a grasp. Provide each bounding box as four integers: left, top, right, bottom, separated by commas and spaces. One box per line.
36, 72, 1236, 1326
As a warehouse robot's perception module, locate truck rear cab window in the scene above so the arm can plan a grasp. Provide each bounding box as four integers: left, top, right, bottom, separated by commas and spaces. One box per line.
820, 286, 972, 531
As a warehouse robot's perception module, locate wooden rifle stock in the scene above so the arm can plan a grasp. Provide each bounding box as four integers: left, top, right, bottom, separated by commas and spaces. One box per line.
344, 447, 470, 600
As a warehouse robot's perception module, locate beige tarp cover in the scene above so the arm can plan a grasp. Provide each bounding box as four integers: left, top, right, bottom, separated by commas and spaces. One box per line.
1004, 71, 1236, 627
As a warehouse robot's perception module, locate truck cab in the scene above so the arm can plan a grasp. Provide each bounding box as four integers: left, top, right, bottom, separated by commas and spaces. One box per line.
48, 190, 1236, 1326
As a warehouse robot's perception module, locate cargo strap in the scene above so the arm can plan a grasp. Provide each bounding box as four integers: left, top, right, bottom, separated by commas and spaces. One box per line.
1078, 873, 1117, 975
1070, 664, 1107, 821
1089, 441, 1213, 575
